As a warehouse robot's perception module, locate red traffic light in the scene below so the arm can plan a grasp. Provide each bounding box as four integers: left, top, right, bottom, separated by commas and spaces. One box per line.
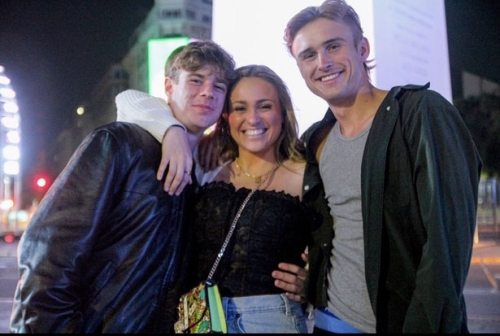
33, 173, 51, 191
4, 234, 15, 243
36, 177, 47, 188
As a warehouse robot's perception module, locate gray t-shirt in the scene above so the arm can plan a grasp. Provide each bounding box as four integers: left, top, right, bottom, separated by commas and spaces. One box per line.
319, 121, 376, 333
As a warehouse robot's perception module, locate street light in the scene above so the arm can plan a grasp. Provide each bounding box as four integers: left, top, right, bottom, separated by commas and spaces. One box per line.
0, 65, 22, 238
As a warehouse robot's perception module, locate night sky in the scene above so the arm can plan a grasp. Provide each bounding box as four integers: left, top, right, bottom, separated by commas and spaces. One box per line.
0, 0, 499, 184
0, 0, 154, 179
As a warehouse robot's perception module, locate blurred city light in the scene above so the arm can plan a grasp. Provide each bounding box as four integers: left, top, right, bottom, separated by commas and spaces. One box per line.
0, 65, 22, 237
1, 116, 20, 129
0, 88, 15, 99
5, 130, 20, 144
3, 145, 20, 160
0, 74, 10, 85
4, 161, 19, 175
3, 101, 19, 113
36, 177, 47, 189
0, 199, 13, 210
31, 171, 51, 196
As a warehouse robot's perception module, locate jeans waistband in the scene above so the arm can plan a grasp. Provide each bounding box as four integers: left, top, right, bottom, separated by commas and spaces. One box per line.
314, 307, 364, 333
223, 294, 302, 316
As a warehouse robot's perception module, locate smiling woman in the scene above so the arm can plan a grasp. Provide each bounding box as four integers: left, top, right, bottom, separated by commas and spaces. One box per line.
224, 76, 284, 162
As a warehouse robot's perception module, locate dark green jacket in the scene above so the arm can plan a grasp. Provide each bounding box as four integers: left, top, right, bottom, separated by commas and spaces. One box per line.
301, 84, 482, 333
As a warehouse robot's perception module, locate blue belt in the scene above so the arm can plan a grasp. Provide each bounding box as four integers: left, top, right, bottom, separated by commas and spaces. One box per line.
314, 307, 364, 333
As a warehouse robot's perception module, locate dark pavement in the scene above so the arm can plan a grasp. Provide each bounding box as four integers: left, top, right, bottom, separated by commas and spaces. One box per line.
0, 238, 17, 333
0, 236, 499, 333
464, 237, 500, 333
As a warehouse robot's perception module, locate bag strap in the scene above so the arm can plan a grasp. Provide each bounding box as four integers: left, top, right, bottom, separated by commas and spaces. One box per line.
206, 162, 280, 281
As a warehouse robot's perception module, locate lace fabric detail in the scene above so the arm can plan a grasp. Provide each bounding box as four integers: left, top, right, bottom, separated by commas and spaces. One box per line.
190, 181, 313, 297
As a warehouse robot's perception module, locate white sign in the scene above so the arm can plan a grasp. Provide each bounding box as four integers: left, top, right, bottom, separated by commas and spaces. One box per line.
213, 0, 450, 135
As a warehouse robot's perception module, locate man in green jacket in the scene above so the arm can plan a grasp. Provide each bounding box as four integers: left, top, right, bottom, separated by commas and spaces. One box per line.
286, 0, 482, 333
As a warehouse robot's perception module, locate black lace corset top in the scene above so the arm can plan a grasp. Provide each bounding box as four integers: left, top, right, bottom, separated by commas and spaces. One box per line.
189, 181, 314, 298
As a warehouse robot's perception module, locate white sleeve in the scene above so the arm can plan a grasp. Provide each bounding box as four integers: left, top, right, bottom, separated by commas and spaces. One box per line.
115, 89, 186, 143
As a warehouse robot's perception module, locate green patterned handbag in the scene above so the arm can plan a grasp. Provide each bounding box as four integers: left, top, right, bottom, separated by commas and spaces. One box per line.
174, 279, 225, 333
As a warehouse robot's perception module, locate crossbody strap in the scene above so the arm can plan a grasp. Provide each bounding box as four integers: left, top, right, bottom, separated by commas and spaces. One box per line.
206, 162, 280, 280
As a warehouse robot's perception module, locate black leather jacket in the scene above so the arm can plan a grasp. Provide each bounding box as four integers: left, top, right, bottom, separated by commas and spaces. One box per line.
10, 122, 193, 333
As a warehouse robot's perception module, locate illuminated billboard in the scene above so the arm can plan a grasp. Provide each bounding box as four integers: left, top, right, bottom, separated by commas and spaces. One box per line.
213, 0, 450, 135
148, 36, 191, 99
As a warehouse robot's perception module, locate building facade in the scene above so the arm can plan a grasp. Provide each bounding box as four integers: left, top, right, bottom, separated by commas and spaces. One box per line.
52, 0, 213, 174
122, 0, 213, 94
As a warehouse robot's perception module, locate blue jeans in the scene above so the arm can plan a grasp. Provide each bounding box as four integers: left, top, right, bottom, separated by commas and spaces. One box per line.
222, 293, 308, 333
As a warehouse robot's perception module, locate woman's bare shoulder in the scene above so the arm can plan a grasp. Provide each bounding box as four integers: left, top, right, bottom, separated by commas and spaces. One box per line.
282, 160, 306, 175
272, 160, 305, 198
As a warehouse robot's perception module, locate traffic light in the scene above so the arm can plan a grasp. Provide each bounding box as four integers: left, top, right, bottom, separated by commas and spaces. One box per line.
32, 173, 51, 193
36, 177, 47, 189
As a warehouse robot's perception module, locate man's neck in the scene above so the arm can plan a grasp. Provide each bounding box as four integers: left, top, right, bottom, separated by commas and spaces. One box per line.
330, 87, 388, 138
169, 106, 205, 153
188, 133, 202, 152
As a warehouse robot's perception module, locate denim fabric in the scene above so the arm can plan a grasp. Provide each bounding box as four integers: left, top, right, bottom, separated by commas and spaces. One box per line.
222, 294, 307, 333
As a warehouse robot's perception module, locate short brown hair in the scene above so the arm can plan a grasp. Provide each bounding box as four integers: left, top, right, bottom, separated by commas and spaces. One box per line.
164, 40, 236, 86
